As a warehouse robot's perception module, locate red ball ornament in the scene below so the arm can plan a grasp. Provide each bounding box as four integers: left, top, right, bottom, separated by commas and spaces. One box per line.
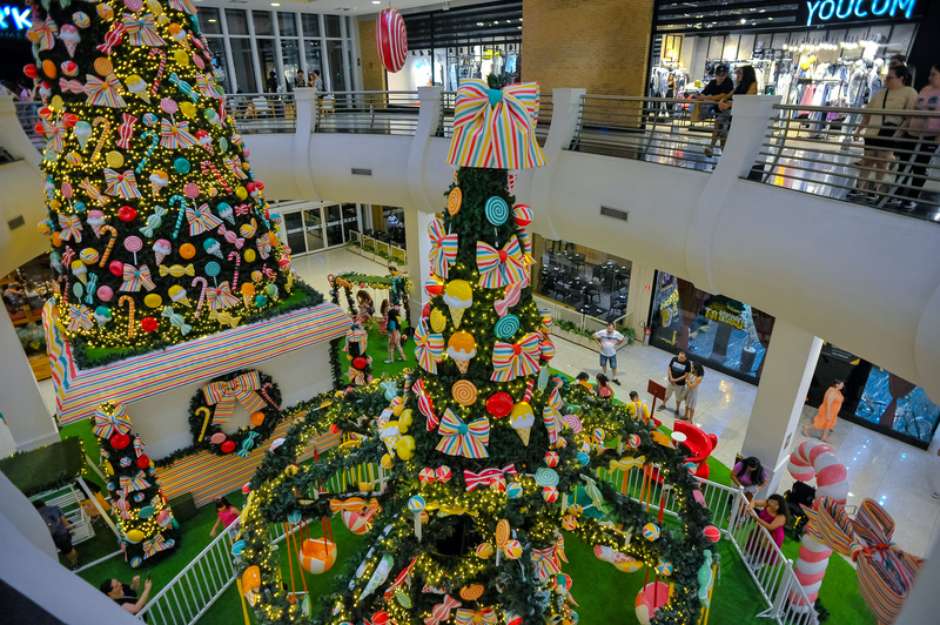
135, 455, 151, 469
486, 392, 514, 419
108, 260, 124, 277
140, 316, 159, 333
703, 525, 721, 543
245, 181, 256, 193
220, 440, 236, 454
110, 433, 130, 450
254, 181, 265, 192
61, 113, 78, 128
371, 611, 390, 625
117, 205, 138, 222
33, 121, 46, 136
38, 106, 53, 120
23, 64, 38, 79
376, 8, 408, 73
352, 356, 368, 370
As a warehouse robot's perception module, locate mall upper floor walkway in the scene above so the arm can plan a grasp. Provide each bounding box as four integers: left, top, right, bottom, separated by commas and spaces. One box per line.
2, 88, 939, 401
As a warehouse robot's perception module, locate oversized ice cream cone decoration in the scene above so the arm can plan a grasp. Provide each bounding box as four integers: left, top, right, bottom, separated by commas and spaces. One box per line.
443, 279, 473, 328
510, 401, 535, 446
447, 330, 477, 374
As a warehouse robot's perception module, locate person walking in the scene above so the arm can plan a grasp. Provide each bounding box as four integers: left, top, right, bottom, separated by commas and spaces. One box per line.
266, 69, 279, 94
385, 303, 406, 363
34, 500, 78, 567
593, 322, 624, 385
803, 380, 845, 442
659, 350, 691, 414
683, 362, 704, 421
893, 63, 940, 211
850, 65, 917, 200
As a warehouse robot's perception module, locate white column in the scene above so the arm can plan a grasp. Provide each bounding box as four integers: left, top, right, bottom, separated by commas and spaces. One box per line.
896, 530, 940, 625
290, 87, 320, 202
625, 261, 655, 340
0, 310, 58, 451
740, 318, 823, 495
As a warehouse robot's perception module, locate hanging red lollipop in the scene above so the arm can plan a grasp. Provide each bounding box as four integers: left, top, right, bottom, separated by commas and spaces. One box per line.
376, 8, 408, 73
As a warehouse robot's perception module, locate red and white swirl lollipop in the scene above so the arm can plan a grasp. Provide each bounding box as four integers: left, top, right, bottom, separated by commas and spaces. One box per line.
376, 8, 408, 73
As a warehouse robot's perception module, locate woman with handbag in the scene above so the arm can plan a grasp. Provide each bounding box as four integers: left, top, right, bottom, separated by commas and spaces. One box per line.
893, 63, 940, 211
850, 65, 917, 201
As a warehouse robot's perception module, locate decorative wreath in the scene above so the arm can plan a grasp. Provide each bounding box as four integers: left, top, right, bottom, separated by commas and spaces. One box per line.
188, 369, 283, 456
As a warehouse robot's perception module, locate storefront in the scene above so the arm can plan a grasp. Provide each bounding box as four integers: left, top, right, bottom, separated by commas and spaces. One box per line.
648, 271, 775, 383
391, 0, 522, 92
648, 0, 932, 106
810, 344, 940, 448
0, 1, 35, 91
194, 3, 360, 95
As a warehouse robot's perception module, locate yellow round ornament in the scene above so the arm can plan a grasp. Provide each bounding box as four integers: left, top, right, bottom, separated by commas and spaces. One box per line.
429, 307, 447, 333
126, 529, 145, 543
173, 49, 190, 67
179, 101, 196, 118
50, 95, 64, 111
105, 151, 124, 168
144, 293, 163, 309
235, 186, 248, 200
243, 248, 257, 263
447, 187, 462, 216
381, 453, 394, 470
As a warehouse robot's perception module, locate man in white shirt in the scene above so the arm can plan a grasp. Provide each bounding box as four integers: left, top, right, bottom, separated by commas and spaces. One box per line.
593, 322, 624, 385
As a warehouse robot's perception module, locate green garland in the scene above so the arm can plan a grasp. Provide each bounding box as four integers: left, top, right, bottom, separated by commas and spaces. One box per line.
186, 369, 283, 456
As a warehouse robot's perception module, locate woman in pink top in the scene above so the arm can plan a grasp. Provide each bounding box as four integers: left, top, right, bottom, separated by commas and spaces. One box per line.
895, 63, 940, 210
210, 498, 240, 537
746, 494, 788, 566
595, 373, 613, 401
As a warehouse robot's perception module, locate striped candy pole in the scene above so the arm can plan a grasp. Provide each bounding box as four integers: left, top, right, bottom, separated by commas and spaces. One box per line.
786, 440, 848, 607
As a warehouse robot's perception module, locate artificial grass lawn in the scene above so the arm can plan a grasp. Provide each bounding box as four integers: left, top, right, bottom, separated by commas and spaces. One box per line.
61, 327, 873, 624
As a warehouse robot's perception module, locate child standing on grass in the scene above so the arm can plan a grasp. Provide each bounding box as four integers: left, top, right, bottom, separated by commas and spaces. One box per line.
385, 303, 407, 363
210, 498, 240, 537
596, 374, 613, 401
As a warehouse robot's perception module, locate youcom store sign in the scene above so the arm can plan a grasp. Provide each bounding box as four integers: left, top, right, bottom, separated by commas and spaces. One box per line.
801, 0, 922, 27
0, 3, 31, 36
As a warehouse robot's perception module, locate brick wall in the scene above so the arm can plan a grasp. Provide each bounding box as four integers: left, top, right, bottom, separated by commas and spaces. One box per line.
521, 0, 654, 96
358, 16, 387, 91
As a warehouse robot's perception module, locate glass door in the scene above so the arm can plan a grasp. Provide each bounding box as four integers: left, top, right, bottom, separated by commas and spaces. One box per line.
324, 204, 344, 247
341, 203, 360, 241
283, 210, 305, 253
302, 208, 325, 252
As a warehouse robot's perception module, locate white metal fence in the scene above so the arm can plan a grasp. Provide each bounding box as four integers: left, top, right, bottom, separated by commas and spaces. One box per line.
346, 230, 407, 266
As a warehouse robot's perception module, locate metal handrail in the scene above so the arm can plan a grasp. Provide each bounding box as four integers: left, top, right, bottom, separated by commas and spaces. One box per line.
347, 229, 407, 265
225, 93, 297, 134
753, 103, 940, 222
317, 90, 420, 136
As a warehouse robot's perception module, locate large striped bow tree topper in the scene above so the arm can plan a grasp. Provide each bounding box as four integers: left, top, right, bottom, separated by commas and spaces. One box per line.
446, 79, 546, 170
428, 216, 458, 279
414, 319, 445, 374
92, 402, 132, 438
201, 370, 267, 424
491, 332, 542, 382
435, 408, 490, 459
476, 236, 526, 289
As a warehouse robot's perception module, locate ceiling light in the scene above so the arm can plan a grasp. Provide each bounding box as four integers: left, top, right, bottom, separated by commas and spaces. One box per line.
271, 2, 280, 5
372, 1, 381, 4
208, 18, 217, 23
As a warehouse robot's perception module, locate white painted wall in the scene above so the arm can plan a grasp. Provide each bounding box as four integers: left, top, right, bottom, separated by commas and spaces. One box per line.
129, 341, 334, 460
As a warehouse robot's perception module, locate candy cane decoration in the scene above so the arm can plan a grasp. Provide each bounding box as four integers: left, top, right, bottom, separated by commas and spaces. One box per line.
787, 440, 849, 608
200, 160, 232, 193
90, 117, 113, 162
195, 406, 212, 442
260, 382, 279, 409
170, 194, 188, 239
227, 250, 241, 291
98, 225, 118, 268
149, 48, 168, 97
191, 276, 208, 314
135, 130, 159, 174
118, 295, 136, 338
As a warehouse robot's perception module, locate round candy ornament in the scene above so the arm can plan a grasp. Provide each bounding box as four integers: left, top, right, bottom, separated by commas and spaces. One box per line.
484, 196, 510, 226
99, 283, 116, 301
220, 440, 236, 454
376, 7, 408, 73
485, 391, 514, 418
451, 380, 478, 406
642, 522, 661, 541
494, 314, 520, 339
140, 316, 159, 333
117, 205, 138, 222
703, 525, 721, 543
143, 293, 163, 309
513, 203, 533, 227
178, 242, 196, 260
110, 432, 130, 450
447, 187, 462, 216
173, 157, 191, 174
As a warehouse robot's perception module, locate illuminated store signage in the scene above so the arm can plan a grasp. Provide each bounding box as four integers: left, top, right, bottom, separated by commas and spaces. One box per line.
0, 4, 31, 33
803, 0, 919, 27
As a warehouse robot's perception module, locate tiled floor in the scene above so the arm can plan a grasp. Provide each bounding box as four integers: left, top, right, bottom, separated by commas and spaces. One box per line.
37, 246, 940, 556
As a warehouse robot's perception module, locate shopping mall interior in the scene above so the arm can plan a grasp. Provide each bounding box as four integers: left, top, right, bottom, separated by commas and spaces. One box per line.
0, 1, 938, 624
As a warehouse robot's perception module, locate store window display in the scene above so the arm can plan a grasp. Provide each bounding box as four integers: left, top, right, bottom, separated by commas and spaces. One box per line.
649, 272, 773, 383
2, 254, 56, 382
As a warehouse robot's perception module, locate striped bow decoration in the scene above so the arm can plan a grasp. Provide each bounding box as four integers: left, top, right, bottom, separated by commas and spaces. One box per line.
494, 281, 522, 317
84, 73, 127, 108
67, 304, 95, 332
196, 74, 224, 100
201, 371, 266, 425
414, 320, 445, 374
93, 403, 132, 438
491, 332, 542, 382
58, 213, 83, 242
186, 203, 223, 235
435, 409, 490, 459
159, 118, 198, 150
413, 378, 438, 430
476, 236, 526, 289
531, 543, 563, 582
463, 464, 517, 492
28, 16, 57, 51
542, 385, 563, 445
112, 494, 132, 520
454, 608, 498, 625
120, 264, 157, 292
119, 471, 151, 492
104, 168, 142, 200
428, 216, 458, 279
425, 595, 461, 625
41, 119, 65, 154
447, 79, 545, 170
142, 534, 172, 558
122, 13, 165, 47
206, 282, 241, 312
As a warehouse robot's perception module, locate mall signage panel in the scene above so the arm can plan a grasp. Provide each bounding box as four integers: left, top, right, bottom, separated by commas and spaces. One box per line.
0, 3, 30, 35
801, 0, 921, 27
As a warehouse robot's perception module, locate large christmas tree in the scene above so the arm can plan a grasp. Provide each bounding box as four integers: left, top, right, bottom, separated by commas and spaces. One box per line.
236, 77, 716, 625
27, 0, 300, 358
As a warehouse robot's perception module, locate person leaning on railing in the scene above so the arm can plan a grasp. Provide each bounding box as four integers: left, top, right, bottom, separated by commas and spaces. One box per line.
705, 65, 757, 157
892, 63, 940, 211
690, 64, 734, 123
850, 65, 917, 201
